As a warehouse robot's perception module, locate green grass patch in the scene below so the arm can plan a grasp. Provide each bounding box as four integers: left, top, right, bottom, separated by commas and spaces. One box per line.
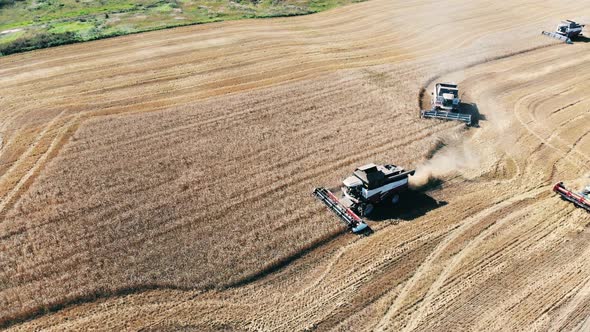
0, 31, 80, 55
0, 30, 26, 44
0, 21, 34, 31
149, 3, 174, 13
48, 21, 95, 34
0, 0, 364, 56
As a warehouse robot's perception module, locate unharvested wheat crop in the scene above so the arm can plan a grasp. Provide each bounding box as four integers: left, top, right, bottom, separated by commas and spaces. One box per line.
2, 0, 590, 330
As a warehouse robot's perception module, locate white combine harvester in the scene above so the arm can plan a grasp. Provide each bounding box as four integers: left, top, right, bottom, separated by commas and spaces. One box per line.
314, 163, 415, 234
542, 20, 585, 44
421, 82, 472, 126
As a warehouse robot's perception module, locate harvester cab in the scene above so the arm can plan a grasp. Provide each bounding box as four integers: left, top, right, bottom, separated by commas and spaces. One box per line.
341, 163, 415, 216
553, 182, 590, 212
314, 163, 415, 234
433, 83, 460, 111
421, 82, 472, 126
542, 20, 585, 44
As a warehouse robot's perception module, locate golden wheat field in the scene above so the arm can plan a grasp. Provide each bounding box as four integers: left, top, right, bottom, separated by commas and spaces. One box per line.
2, 0, 590, 330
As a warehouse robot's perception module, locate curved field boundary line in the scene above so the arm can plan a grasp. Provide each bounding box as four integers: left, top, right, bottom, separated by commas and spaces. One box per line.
473, 230, 590, 331
514, 91, 590, 172
401, 197, 543, 331
2, 16, 572, 330
16, 21, 554, 121
416, 43, 559, 111
510, 65, 590, 169
372, 41, 569, 331
5, 3, 530, 106
374, 186, 547, 332
0, 282, 197, 329
0, 119, 447, 328
290, 226, 442, 299
0, 34, 557, 210
0, 226, 346, 329
2, 42, 564, 330
292, 239, 355, 297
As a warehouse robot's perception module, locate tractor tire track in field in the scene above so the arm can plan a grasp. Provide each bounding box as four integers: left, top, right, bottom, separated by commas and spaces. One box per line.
514, 91, 590, 172
548, 275, 590, 331
374, 188, 547, 331
0, 5, 563, 223
0, 111, 67, 215
0, 111, 64, 185
3, 0, 590, 330
416, 43, 559, 111
401, 197, 545, 331
374, 41, 580, 331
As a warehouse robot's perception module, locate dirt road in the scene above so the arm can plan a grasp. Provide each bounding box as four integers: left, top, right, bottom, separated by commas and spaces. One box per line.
1, 0, 590, 330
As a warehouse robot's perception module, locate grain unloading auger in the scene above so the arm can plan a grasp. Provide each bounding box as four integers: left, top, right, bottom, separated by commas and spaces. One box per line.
542, 20, 585, 44
314, 163, 415, 234
553, 182, 590, 212
421, 83, 472, 126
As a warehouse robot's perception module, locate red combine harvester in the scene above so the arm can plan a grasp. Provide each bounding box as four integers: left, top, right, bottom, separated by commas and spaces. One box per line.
553, 182, 590, 212
314, 163, 415, 234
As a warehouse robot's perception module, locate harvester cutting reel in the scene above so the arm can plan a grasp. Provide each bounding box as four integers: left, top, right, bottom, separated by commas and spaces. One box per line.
420, 109, 472, 126
313, 187, 371, 235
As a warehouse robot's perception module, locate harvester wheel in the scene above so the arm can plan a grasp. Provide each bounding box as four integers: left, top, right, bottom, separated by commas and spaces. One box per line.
360, 203, 374, 217
391, 194, 400, 205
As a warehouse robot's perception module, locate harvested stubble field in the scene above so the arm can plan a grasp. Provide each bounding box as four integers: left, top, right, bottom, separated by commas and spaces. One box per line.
2, 0, 590, 330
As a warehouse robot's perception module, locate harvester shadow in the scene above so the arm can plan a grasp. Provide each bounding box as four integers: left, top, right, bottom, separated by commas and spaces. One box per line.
368, 190, 447, 222
460, 102, 484, 127
1, 226, 349, 329
574, 36, 590, 43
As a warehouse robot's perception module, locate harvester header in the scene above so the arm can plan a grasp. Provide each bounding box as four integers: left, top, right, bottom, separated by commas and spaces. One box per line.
421, 82, 472, 126
313, 187, 370, 234
553, 182, 590, 212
